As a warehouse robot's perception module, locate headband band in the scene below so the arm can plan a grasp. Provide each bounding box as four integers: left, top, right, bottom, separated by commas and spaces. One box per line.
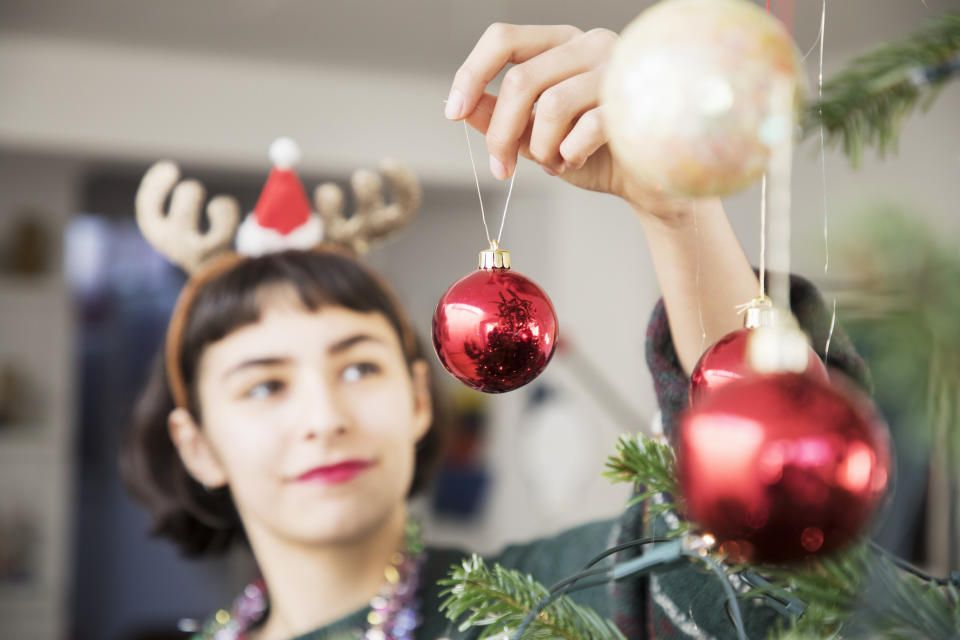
164, 252, 247, 409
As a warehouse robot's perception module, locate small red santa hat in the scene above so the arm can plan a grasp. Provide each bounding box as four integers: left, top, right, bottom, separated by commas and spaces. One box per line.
236, 137, 323, 256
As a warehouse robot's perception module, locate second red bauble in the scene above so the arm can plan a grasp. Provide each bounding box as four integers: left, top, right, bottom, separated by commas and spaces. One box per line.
432, 265, 558, 393
677, 372, 891, 564
690, 326, 828, 406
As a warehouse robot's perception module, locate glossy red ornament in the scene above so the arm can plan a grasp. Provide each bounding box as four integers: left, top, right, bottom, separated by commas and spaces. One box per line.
689, 327, 828, 406
432, 254, 558, 393
677, 372, 891, 564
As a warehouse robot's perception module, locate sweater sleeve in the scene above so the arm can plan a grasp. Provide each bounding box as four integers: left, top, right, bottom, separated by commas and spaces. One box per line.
646, 272, 872, 438
640, 273, 873, 640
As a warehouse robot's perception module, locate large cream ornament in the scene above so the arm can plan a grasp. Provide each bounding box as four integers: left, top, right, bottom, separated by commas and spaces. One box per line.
601, 0, 804, 198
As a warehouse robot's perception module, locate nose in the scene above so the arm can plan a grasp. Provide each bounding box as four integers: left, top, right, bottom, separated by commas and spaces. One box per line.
296, 372, 348, 440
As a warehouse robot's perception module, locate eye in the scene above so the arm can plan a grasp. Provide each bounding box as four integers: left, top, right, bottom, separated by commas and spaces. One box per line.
245, 379, 286, 399
341, 362, 381, 383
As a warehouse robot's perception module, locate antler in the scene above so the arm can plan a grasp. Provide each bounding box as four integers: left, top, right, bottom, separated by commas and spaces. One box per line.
135, 161, 240, 273
313, 158, 421, 254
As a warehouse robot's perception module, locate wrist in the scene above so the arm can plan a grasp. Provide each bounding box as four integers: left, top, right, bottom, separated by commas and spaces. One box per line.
633, 197, 723, 237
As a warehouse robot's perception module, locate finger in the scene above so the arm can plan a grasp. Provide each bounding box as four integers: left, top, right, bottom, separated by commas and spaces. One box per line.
485, 28, 616, 178
466, 94, 537, 163
464, 93, 497, 134
558, 106, 608, 171
528, 69, 603, 173
446, 23, 580, 121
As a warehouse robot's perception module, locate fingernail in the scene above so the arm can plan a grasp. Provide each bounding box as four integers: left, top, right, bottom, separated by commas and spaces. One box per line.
490, 155, 508, 180
445, 89, 464, 119
543, 166, 558, 177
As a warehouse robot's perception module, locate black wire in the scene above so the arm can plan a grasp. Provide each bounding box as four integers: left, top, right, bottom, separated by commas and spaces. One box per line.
868, 540, 960, 587
512, 536, 674, 640
547, 566, 612, 595
579, 535, 674, 570
918, 52, 960, 84
684, 549, 749, 640
511, 577, 615, 640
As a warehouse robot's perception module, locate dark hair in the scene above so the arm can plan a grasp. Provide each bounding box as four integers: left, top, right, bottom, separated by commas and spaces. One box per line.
120, 249, 448, 557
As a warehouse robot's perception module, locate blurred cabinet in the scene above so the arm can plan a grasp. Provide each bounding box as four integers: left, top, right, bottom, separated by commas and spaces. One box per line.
0, 153, 78, 640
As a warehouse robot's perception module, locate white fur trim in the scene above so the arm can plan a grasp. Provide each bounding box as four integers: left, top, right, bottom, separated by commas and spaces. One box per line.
235, 212, 323, 256
269, 137, 300, 169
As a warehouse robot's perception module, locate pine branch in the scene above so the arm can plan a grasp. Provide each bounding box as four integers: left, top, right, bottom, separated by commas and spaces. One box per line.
603, 434, 678, 497
802, 13, 960, 166
439, 555, 626, 640
603, 434, 687, 530
748, 544, 960, 639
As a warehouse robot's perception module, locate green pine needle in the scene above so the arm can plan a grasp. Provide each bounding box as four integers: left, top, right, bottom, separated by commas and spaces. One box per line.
604, 434, 685, 531
803, 13, 960, 166
439, 555, 626, 640
748, 544, 960, 639
438, 426, 960, 640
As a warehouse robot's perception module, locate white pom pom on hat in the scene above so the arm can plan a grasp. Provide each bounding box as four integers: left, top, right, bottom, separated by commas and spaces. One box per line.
269, 136, 302, 170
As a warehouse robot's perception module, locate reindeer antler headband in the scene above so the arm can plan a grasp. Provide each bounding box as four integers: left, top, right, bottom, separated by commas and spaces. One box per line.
136, 138, 421, 409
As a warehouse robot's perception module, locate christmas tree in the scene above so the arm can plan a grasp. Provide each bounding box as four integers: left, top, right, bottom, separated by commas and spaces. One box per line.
438, 7, 960, 640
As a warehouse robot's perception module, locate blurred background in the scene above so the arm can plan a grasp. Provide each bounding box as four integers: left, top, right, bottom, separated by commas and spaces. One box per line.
0, 0, 958, 638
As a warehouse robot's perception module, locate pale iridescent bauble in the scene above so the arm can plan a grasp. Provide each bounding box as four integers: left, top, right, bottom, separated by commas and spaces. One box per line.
601, 0, 805, 198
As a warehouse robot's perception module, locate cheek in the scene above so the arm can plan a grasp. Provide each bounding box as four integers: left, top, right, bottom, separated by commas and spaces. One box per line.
203, 404, 288, 481
351, 384, 419, 444
351, 386, 420, 483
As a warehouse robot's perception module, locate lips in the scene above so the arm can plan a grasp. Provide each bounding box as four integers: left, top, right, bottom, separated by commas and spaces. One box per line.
295, 460, 372, 485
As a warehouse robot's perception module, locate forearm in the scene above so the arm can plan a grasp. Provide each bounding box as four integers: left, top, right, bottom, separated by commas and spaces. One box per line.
636, 199, 758, 376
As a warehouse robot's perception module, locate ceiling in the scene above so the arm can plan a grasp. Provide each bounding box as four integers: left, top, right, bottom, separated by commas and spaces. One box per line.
2, 0, 956, 77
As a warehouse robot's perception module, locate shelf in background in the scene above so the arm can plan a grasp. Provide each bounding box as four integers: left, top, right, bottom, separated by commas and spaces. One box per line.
0, 275, 65, 311
0, 426, 59, 463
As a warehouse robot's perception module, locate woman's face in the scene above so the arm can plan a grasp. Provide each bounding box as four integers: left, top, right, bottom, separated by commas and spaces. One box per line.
169, 289, 432, 547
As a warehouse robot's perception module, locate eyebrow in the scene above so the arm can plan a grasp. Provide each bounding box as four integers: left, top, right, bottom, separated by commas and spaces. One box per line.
328, 333, 385, 355
221, 334, 385, 381
222, 357, 290, 381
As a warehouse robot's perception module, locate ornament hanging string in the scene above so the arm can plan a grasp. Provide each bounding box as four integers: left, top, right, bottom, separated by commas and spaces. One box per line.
799, 0, 826, 63
765, 75, 795, 309
760, 0, 794, 309
760, 172, 767, 299
693, 200, 707, 351
462, 119, 518, 247
813, 0, 839, 363
734, 173, 769, 319
757, 0, 769, 305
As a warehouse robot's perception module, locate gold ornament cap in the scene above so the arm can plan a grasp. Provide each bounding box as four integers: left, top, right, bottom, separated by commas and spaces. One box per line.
742, 296, 778, 329
479, 240, 511, 269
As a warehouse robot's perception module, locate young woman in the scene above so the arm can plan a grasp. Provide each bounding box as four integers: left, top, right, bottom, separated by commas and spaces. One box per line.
122, 24, 867, 640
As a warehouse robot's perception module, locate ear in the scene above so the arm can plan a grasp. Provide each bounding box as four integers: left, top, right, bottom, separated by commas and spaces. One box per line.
409, 360, 433, 443
168, 407, 229, 489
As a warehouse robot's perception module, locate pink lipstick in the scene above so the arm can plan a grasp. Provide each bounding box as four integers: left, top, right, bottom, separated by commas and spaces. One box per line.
295, 460, 371, 485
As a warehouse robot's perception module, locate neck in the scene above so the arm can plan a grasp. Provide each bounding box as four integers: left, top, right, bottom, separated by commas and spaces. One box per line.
249, 504, 409, 640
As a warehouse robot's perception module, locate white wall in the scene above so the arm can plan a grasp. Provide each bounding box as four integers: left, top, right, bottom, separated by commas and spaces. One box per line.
0, 32, 658, 557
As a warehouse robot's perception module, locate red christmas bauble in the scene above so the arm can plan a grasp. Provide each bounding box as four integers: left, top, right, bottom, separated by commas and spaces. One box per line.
432, 260, 558, 393
677, 372, 891, 564
689, 327, 828, 406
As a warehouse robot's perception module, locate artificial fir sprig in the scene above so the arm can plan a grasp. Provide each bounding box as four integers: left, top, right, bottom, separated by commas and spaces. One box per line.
438, 555, 626, 640
802, 13, 960, 166
609, 435, 960, 639
755, 543, 960, 639
603, 434, 687, 531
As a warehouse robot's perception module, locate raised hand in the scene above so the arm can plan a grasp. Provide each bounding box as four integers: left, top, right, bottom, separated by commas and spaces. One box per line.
446, 23, 688, 218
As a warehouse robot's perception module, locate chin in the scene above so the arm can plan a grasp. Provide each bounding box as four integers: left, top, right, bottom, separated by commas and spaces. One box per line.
284, 491, 404, 546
